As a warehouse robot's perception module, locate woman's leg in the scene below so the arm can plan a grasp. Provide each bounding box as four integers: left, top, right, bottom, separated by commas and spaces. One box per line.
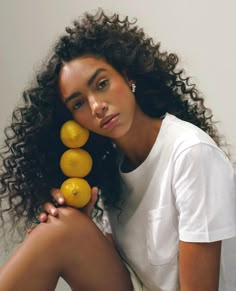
0, 207, 133, 291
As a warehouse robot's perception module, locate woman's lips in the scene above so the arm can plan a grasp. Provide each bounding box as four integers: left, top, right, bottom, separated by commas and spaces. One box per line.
100, 114, 119, 129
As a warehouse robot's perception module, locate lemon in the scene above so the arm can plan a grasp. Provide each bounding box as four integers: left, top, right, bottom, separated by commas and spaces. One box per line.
60, 148, 93, 178
60, 177, 91, 208
60, 120, 89, 148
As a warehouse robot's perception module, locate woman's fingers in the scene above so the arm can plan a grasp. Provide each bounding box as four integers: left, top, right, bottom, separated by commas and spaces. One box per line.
91, 186, 99, 205
51, 188, 65, 205
27, 227, 35, 235
81, 186, 99, 217
27, 188, 64, 235
39, 187, 97, 221
44, 202, 59, 216
27, 212, 48, 234
41, 188, 65, 216
39, 212, 48, 222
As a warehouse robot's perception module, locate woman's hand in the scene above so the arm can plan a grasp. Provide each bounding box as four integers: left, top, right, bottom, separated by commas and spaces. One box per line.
39, 188, 65, 221
27, 186, 99, 234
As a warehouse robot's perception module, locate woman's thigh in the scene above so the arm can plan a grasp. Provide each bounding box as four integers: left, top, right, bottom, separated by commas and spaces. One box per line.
54, 207, 133, 291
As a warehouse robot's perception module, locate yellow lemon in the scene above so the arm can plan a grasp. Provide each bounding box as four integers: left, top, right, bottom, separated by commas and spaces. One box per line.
60, 148, 93, 178
60, 120, 89, 148
60, 177, 91, 208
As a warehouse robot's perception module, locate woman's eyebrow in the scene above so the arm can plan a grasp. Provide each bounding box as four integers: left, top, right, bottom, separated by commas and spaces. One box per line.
64, 68, 107, 104
87, 68, 107, 86
64, 92, 81, 104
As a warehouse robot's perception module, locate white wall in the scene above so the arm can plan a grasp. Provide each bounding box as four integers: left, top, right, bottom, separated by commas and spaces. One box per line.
0, 1, 235, 290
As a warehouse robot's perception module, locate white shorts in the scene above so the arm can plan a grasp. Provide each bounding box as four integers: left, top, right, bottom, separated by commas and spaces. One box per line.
124, 262, 149, 291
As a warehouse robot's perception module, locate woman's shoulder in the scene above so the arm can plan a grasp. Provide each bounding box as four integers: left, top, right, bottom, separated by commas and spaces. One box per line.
161, 113, 219, 150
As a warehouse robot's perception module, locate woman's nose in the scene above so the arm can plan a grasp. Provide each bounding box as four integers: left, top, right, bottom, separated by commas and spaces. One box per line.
88, 95, 108, 118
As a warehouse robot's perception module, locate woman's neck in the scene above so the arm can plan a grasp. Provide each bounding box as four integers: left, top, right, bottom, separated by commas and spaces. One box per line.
114, 111, 162, 171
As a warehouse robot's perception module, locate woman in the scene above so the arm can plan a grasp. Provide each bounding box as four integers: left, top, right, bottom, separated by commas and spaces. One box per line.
0, 9, 235, 291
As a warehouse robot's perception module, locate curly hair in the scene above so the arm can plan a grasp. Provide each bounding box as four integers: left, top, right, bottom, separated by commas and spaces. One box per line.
0, 9, 223, 235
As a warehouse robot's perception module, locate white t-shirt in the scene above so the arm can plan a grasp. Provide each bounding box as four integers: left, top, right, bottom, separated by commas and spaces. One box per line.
106, 113, 236, 291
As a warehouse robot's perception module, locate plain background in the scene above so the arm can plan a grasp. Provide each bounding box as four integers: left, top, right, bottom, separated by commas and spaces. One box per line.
0, 1, 235, 290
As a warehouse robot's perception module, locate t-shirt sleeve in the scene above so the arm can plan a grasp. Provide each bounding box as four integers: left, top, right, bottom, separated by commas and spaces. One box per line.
173, 143, 236, 242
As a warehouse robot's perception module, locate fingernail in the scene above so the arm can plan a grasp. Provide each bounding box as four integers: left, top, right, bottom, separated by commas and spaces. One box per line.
58, 197, 64, 204
51, 209, 57, 215
39, 213, 45, 221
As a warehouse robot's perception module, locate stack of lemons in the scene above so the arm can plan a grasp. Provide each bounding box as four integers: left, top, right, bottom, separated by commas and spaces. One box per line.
59, 120, 93, 208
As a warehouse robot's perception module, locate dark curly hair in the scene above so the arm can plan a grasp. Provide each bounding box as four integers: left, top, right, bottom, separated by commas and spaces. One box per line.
0, 9, 223, 235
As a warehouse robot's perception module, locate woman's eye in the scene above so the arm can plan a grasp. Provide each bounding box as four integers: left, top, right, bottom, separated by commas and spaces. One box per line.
98, 79, 108, 90
72, 100, 84, 111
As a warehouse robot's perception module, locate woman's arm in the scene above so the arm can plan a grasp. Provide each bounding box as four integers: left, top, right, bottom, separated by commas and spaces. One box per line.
179, 240, 221, 291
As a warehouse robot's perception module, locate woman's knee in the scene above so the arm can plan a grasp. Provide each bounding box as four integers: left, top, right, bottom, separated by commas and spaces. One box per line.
35, 207, 100, 249
56, 206, 98, 235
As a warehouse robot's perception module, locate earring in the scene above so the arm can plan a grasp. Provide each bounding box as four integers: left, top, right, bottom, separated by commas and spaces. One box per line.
131, 83, 136, 93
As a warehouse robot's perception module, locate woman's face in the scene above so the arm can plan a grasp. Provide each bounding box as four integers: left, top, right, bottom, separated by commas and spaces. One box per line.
59, 55, 138, 140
